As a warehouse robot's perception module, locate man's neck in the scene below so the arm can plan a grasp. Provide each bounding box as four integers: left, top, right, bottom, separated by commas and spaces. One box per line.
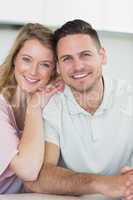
72, 78, 104, 114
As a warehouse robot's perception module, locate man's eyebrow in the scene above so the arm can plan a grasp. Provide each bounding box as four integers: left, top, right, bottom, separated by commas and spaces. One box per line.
59, 50, 93, 60
59, 54, 71, 60
79, 50, 92, 54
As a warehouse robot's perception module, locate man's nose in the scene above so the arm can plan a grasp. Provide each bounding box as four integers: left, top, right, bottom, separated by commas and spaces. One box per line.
73, 58, 84, 71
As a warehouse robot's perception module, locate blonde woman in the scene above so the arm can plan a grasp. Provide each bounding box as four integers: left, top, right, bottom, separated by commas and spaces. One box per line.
0, 23, 62, 193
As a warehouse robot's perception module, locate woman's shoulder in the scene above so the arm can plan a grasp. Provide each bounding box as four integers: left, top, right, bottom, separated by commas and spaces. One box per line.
0, 94, 13, 119
0, 94, 10, 108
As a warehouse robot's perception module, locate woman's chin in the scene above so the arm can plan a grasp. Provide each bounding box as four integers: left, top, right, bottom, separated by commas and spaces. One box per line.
21, 87, 37, 95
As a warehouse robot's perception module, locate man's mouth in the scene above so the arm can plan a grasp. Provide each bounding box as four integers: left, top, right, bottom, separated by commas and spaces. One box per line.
71, 72, 91, 80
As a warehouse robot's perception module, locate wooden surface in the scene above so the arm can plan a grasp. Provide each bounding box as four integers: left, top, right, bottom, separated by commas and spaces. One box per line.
0, 193, 120, 200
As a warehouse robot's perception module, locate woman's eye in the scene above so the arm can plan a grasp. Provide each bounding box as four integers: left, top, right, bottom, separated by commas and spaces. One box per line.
22, 57, 31, 63
40, 63, 50, 68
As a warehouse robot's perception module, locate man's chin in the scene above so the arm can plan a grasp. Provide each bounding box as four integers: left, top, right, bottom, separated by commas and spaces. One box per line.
69, 85, 92, 94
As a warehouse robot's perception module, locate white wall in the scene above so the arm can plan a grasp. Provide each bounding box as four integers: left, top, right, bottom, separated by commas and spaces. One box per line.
42, 0, 133, 33
0, 0, 133, 33
0, 27, 133, 82
0, 0, 44, 24
0, 27, 17, 63
99, 31, 133, 82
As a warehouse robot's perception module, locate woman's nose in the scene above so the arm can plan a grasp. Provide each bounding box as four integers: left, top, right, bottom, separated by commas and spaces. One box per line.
29, 63, 38, 76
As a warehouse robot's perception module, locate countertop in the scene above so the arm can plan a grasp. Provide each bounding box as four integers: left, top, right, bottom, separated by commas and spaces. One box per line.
0, 193, 120, 200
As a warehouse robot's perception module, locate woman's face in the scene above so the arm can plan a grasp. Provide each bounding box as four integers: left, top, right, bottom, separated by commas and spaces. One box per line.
14, 38, 55, 94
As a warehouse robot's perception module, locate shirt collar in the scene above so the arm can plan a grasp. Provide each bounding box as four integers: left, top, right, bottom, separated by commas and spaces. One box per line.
95, 75, 116, 115
63, 74, 116, 116
63, 85, 89, 115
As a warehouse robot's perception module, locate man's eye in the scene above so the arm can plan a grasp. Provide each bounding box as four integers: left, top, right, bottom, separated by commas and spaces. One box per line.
63, 57, 71, 62
83, 53, 91, 57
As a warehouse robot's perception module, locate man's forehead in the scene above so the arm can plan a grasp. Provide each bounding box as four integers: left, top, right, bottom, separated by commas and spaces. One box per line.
57, 34, 93, 44
57, 34, 97, 51
59, 49, 94, 59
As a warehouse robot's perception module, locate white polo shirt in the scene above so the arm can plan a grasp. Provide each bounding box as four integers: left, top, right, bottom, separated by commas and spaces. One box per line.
43, 75, 133, 175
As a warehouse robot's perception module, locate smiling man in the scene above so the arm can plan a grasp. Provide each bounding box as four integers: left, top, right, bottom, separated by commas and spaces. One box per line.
25, 19, 133, 200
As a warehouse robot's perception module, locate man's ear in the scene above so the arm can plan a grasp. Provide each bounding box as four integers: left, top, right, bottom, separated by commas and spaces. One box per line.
99, 47, 107, 65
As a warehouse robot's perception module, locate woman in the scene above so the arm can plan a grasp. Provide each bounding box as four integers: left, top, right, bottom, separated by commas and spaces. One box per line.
0, 23, 61, 193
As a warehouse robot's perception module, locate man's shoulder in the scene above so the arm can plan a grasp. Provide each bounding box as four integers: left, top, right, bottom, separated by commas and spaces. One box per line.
42, 86, 70, 122
104, 74, 133, 95
43, 91, 62, 116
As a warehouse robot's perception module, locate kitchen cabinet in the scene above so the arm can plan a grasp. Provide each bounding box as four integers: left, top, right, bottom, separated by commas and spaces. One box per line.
0, 0, 44, 24
0, 0, 132, 33
102, 0, 133, 33
43, 0, 133, 33
43, 0, 103, 29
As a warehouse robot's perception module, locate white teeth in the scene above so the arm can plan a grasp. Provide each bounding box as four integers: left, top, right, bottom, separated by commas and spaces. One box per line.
25, 77, 39, 83
72, 73, 88, 79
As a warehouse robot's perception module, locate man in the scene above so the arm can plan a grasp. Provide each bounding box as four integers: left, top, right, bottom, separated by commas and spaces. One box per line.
25, 19, 133, 199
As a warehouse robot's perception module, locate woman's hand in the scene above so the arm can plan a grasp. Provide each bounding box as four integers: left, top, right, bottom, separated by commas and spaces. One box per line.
27, 79, 64, 110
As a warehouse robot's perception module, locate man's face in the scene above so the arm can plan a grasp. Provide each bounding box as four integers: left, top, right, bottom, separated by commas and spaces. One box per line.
57, 34, 106, 93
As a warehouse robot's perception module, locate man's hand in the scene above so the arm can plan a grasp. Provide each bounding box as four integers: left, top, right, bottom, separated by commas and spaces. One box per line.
100, 170, 133, 198
120, 166, 133, 200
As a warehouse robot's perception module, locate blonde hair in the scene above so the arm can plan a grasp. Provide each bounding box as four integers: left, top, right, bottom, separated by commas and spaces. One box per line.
0, 23, 55, 100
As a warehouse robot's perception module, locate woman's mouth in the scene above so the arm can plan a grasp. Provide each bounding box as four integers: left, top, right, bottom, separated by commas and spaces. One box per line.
24, 76, 40, 84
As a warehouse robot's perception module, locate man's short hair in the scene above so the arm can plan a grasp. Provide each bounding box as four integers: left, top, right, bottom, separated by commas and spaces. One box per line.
54, 19, 102, 53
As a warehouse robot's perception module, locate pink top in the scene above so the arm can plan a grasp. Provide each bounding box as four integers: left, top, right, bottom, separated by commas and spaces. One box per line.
0, 95, 23, 193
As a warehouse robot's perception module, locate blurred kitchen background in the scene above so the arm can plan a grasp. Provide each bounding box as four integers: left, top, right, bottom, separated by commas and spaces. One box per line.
0, 0, 133, 81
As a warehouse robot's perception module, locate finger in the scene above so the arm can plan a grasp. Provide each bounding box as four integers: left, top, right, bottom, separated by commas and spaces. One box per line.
126, 173, 133, 186
55, 80, 65, 91
46, 86, 60, 96
129, 175, 133, 182
121, 166, 133, 174
124, 195, 133, 200
38, 84, 54, 94
46, 83, 64, 93
51, 79, 64, 88
124, 183, 133, 197
45, 78, 65, 92
40, 86, 59, 98
37, 86, 47, 92
124, 170, 133, 177
55, 84, 64, 92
